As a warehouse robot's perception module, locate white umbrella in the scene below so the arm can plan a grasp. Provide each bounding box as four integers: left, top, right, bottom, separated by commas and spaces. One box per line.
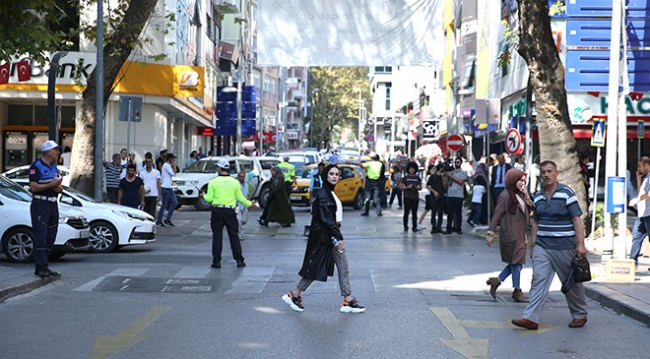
415, 143, 442, 158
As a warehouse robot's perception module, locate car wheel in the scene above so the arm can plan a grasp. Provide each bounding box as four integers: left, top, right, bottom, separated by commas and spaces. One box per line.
89, 221, 119, 253
352, 190, 364, 210
258, 185, 270, 209
2, 227, 35, 263
194, 186, 212, 211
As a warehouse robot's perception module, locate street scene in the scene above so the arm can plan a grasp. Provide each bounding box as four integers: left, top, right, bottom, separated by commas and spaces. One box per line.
3, 0, 650, 358
2, 206, 650, 359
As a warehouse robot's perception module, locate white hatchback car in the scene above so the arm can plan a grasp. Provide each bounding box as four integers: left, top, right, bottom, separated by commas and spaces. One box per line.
12, 179, 156, 253
0, 176, 90, 263
3, 165, 72, 186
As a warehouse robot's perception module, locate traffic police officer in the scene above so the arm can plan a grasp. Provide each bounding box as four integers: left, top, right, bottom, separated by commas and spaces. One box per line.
29, 140, 64, 278
202, 159, 257, 268
277, 155, 297, 201
359, 152, 385, 217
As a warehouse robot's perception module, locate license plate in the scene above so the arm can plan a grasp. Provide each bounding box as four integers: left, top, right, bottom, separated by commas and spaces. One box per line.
290, 196, 301, 201
79, 230, 90, 238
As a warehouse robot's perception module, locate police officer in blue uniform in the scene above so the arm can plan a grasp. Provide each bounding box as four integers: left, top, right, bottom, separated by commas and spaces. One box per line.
29, 140, 64, 278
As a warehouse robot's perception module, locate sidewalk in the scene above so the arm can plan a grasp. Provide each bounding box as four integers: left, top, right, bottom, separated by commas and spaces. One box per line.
0, 263, 60, 303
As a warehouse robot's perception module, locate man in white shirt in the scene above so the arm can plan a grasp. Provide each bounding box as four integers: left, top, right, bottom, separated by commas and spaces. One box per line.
139, 157, 162, 217
156, 153, 178, 227
119, 148, 128, 179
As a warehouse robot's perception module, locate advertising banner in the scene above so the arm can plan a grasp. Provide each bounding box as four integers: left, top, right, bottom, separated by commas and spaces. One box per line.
257, 0, 443, 66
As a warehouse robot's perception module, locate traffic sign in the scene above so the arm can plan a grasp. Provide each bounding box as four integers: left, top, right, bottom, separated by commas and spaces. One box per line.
505, 128, 522, 155
591, 119, 605, 147
447, 134, 464, 152
638, 120, 645, 139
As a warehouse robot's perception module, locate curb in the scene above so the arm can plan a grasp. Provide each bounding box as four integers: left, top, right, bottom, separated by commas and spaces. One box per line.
584, 283, 650, 327
0, 275, 60, 303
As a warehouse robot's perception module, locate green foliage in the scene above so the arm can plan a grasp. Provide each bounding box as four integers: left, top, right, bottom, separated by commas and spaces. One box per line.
497, 20, 519, 68
309, 67, 371, 149
549, 0, 566, 16
0, 0, 76, 64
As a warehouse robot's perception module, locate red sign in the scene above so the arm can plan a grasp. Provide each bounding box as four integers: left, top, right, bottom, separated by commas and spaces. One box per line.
198, 127, 214, 136
447, 134, 464, 151
505, 128, 522, 155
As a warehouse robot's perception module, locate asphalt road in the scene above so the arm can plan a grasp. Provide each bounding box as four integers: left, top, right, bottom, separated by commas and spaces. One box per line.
2, 205, 649, 359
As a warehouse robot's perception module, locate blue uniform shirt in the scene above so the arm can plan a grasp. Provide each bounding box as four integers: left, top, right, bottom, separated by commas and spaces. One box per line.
28, 159, 59, 197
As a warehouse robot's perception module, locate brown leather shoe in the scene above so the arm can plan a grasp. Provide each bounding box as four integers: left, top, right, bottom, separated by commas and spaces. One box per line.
568, 318, 587, 328
512, 288, 530, 303
511, 318, 539, 330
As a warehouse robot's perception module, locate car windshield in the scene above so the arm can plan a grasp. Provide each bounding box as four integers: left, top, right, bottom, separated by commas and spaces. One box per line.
63, 186, 101, 203
183, 160, 221, 173
295, 167, 316, 179
0, 176, 32, 202
259, 159, 279, 170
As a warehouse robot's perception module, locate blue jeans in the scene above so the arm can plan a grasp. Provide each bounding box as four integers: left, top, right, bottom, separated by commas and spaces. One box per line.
157, 188, 178, 223
470, 202, 482, 224
498, 263, 523, 288
630, 216, 650, 264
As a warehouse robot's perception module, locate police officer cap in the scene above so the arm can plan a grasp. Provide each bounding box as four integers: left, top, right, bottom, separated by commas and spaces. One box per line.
42, 140, 61, 152
217, 159, 230, 169
369, 152, 379, 160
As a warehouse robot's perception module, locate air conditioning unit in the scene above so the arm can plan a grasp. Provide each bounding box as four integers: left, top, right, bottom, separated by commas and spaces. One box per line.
292, 89, 304, 100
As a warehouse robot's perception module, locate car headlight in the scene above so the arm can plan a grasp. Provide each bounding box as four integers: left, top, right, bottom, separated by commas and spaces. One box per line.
112, 210, 152, 221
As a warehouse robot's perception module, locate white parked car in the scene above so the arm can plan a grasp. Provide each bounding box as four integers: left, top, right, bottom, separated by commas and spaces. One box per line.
12, 179, 156, 253
173, 156, 279, 210
3, 165, 72, 187
0, 175, 90, 263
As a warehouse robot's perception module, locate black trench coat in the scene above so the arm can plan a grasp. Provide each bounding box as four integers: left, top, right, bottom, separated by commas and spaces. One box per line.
298, 188, 342, 281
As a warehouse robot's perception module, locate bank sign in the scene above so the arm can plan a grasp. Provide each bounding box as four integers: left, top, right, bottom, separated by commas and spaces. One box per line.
1, 52, 96, 86
568, 92, 650, 124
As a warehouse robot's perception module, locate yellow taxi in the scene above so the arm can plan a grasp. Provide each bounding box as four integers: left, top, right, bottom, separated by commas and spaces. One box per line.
290, 164, 366, 209
338, 156, 392, 193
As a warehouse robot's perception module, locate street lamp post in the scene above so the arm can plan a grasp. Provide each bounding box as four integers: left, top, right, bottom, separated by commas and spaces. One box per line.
235, 0, 245, 156
311, 88, 319, 148
354, 88, 363, 155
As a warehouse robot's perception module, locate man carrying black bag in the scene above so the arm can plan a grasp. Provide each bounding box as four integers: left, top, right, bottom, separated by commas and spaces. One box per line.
511, 160, 588, 330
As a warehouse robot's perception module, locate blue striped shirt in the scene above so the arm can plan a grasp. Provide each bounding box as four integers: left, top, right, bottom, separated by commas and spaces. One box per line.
533, 183, 583, 250
105, 162, 122, 189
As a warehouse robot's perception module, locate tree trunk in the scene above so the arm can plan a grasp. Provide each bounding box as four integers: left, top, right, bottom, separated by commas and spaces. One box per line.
517, 0, 588, 220
69, 0, 159, 196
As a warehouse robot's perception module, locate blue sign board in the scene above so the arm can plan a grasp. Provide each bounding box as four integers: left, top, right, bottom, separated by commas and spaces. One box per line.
566, 0, 650, 18
566, 19, 650, 48
216, 119, 256, 136
565, 50, 650, 92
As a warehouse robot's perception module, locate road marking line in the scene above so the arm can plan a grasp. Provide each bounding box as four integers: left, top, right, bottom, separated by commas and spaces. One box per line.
430, 307, 470, 339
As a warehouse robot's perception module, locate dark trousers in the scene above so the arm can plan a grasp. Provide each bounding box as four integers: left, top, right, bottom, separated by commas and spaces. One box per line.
285, 182, 292, 202
403, 197, 419, 231
107, 187, 118, 204
380, 179, 387, 208
363, 180, 382, 215
389, 187, 402, 207
143, 197, 157, 217
446, 197, 464, 232
31, 200, 59, 271
430, 196, 445, 229
630, 216, 650, 264
211, 207, 243, 263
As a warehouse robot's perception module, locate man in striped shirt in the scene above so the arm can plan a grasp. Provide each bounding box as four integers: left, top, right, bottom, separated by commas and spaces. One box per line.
512, 160, 588, 330
105, 153, 122, 203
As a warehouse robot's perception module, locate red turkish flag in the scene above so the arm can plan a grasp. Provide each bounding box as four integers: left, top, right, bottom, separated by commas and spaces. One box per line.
0, 63, 9, 84
17, 60, 30, 82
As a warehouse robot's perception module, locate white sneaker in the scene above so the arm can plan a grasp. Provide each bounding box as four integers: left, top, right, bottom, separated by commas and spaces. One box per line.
417, 224, 426, 230
340, 298, 365, 313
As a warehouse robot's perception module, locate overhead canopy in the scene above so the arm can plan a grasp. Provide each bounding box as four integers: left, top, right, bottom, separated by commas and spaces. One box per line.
257, 0, 444, 66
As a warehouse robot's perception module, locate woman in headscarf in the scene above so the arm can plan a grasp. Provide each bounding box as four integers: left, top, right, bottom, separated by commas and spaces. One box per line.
282, 164, 365, 313
485, 168, 533, 302
257, 166, 295, 227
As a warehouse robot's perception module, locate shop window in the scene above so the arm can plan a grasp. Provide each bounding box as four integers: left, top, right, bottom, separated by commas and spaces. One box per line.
35, 106, 48, 126
8, 105, 33, 126
60, 107, 76, 127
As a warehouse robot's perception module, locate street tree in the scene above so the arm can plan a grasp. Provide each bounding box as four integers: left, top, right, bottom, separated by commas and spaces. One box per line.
309, 67, 371, 150
516, 0, 587, 217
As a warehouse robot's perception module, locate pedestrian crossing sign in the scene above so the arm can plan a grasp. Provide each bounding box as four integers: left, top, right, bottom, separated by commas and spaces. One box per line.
591, 120, 605, 147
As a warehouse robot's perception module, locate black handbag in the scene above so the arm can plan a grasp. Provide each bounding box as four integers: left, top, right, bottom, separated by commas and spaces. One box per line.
572, 256, 592, 283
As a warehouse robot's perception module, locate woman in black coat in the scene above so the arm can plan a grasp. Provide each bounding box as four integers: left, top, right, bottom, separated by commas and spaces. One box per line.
257, 166, 295, 227
282, 164, 366, 314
